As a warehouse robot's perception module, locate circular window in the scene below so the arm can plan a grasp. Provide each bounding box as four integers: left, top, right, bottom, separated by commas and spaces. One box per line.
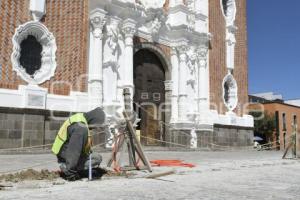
11, 21, 57, 84
222, 73, 238, 111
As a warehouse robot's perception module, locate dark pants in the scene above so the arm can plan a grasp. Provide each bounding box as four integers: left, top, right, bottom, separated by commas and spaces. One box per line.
57, 123, 102, 177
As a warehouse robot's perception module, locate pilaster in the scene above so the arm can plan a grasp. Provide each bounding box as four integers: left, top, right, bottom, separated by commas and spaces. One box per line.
88, 9, 107, 109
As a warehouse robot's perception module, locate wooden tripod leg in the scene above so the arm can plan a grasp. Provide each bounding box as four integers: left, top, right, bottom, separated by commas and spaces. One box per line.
123, 111, 152, 172
107, 134, 125, 167
127, 139, 135, 167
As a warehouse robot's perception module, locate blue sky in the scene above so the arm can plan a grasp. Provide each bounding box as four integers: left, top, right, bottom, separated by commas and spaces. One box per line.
247, 0, 300, 100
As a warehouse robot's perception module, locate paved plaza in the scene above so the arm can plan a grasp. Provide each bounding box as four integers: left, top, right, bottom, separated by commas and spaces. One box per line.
0, 150, 300, 200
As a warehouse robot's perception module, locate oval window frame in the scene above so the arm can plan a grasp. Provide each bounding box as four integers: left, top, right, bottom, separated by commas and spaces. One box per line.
220, 0, 237, 25
11, 21, 57, 85
222, 73, 238, 112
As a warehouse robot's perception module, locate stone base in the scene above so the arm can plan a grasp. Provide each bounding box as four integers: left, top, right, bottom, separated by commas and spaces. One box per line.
168, 124, 254, 149
0, 107, 107, 150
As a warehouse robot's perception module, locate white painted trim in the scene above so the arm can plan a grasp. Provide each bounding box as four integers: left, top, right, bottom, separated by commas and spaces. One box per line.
30, 0, 46, 21
0, 86, 89, 112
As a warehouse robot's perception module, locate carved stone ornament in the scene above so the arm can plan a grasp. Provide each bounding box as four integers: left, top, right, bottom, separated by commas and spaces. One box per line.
197, 46, 208, 67
138, 0, 166, 9
11, 21, 57, 85
90, 16, 106, 38
177, 45, 189, 62
222, 73, 238, 111
122, 19, 136, 39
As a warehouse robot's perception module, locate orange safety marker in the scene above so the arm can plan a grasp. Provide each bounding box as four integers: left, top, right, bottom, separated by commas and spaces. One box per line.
150, 160, 196, 168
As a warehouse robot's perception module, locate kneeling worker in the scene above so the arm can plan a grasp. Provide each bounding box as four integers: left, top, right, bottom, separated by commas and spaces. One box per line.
52, 107, 106, 181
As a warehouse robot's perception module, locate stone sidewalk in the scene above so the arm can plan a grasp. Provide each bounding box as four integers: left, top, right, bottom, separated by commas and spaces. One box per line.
1, 150, 300, 200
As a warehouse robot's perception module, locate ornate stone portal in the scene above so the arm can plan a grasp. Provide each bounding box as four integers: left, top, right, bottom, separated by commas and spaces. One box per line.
86, 0, 253, 147
0, 0, 254, 149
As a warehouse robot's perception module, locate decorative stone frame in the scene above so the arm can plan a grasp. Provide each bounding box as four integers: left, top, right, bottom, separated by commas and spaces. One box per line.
222, 73, 238, 112
220, 0, 236, 25
11, 21, 57, 85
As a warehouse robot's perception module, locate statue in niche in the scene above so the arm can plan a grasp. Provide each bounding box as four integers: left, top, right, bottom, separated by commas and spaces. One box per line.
186, 51, 197, 91
103, 21, 122, 76
103, 19, 123, 103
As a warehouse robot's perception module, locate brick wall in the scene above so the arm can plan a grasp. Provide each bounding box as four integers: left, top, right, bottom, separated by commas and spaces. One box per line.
0, 0, 89, 95
209, 0, 249, 116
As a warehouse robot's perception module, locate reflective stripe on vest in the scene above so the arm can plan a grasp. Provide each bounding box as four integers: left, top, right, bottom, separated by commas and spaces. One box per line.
51, 113, 91, 155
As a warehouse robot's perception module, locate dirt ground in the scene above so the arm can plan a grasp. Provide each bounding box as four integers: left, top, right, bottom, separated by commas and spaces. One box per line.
0, 150, 300, 200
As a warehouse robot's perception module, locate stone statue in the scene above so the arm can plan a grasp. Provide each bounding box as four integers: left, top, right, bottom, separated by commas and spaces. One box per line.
186, 52, 197, 91
103, 21, 122, 76
103, 19, 122, 104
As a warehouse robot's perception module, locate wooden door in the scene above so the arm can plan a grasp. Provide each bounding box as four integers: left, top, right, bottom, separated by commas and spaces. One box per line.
134, 49, 165, 145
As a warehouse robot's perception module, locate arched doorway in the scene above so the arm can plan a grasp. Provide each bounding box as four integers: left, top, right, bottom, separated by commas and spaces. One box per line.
134, 49, 166, 146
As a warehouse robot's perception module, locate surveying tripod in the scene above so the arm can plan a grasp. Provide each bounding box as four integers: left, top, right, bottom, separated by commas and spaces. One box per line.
107, 88, 152, 172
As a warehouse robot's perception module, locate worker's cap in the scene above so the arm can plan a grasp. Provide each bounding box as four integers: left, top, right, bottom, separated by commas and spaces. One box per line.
84, 107, 106, 129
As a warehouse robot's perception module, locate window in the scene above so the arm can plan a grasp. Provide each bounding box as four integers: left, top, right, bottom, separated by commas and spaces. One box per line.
20, 35, 42, 77
283, 132, 286, 149
282, 113, 286, 131
222, 0, 229, 16
220, 0, 236, 24
293, 115, 297, 132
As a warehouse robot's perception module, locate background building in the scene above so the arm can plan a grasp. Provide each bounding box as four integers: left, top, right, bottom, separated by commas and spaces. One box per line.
0, 0, 253, 149
249, 93, 300, 157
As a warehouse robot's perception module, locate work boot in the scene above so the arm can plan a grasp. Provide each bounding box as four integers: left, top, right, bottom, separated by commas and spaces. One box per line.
59, 163, 81, 181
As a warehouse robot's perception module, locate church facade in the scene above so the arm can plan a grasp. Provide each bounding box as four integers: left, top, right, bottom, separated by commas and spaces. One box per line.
0, 0, 253, 149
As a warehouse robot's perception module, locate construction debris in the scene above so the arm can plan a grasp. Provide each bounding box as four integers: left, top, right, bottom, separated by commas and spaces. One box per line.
145, 170, 175, 179
0, 184, 12, 190
0, 169, 60, 182
150, 160, 196, 168
0, 168, 136, 183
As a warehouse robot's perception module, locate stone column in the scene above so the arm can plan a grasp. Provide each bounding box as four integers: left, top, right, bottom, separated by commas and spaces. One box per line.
89, 10, 107, 109
170, 47, 179, 123
121, 19, 137, 99
177, 45, 189, 122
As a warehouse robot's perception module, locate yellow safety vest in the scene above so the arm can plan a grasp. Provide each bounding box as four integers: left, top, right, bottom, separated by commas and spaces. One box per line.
52, 113, 92, 155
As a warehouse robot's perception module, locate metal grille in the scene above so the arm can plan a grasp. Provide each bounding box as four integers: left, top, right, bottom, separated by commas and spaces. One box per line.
19, 35, 42, 76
